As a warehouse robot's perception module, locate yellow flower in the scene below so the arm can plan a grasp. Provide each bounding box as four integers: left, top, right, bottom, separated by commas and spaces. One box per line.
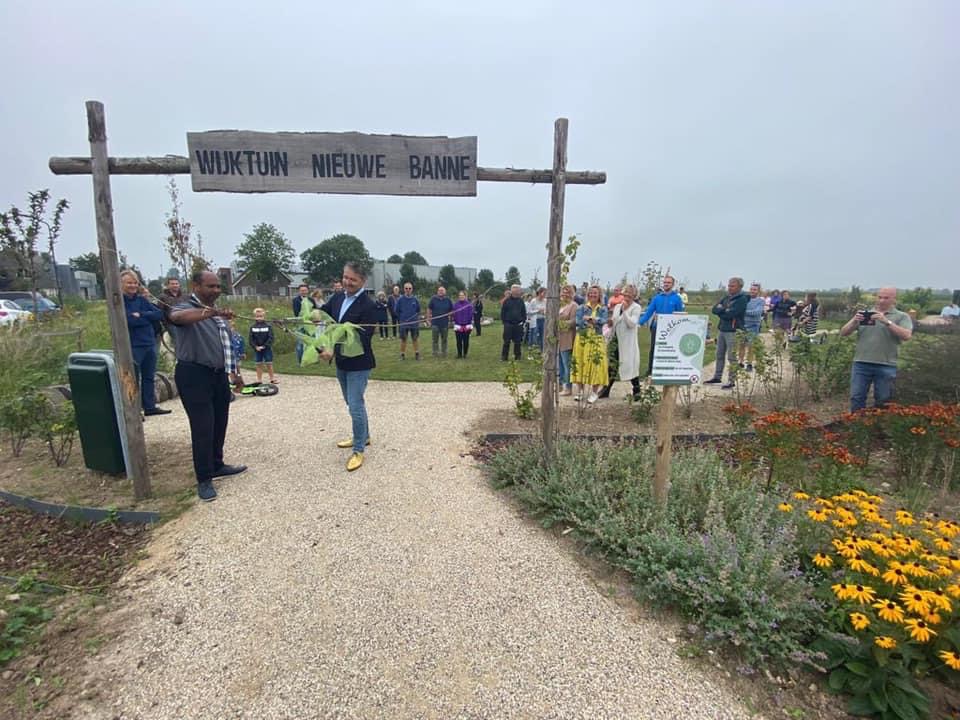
904, 618, 936, 642
935, 565, 953, 578
834, 540, 858, 559
875, 636, 897, 649
849, 612, 870, 631
895, 510, 915, 526
832, 583, 856, 601
812, 553, 833, 569
939, 650, 960, 671
949, 555, 960, 571
928, 588, 953, 612
882, 563, 910, 587
850, 585, 877, 604
793, 491, 810, 500
848, 555, 880, 576
900, 588, 932, 616
937, 520, 960, 539
925, 612, 943, 625
904, 561, 936, 579
947, 584, 960, 598
814, 497, 834, 507
808, 508, 831, 523
873, 600, 905, 624
778, 503, 794, 513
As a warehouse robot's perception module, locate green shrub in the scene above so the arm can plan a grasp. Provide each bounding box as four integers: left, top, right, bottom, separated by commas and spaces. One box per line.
486, 441, 826, 668
898, 328, 960, 404
790, 335, 855, 403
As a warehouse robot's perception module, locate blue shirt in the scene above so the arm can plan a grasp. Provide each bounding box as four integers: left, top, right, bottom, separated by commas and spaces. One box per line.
395, 295, 421, 328
638, 291, 685, 328
338, 289, 364, 322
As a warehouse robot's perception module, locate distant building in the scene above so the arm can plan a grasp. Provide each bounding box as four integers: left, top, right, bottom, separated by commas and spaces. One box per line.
368, 261, 477, 292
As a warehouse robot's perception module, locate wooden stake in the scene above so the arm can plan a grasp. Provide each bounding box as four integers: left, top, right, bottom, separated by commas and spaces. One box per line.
86, 101, 152, 500
541, 118, 568, 462
653, 385, 678, 505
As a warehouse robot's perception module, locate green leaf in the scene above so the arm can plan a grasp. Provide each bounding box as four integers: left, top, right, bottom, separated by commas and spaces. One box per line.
886, 687, 919, 720
845, 660, 871, 677
886, 675, 927, 701
846, 694, 877, 716
829, 668, 850, 692
868, 687, 888, 712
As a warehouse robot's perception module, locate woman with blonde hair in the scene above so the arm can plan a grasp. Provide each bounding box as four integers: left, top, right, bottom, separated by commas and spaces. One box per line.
571, 285, 609, 404
557, 284, 578, 395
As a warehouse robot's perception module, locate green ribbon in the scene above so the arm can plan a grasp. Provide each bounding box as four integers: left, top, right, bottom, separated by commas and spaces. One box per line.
290, 305, 364, 365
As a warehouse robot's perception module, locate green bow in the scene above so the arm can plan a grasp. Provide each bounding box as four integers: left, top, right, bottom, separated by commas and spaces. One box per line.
290, 304, 364, 365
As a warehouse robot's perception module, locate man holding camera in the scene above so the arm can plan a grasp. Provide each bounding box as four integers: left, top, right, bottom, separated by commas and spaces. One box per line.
839, 287, 913, 412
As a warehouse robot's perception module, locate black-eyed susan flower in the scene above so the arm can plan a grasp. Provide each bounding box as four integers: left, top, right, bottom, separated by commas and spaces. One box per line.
778, 503, 793, 513
939, 649, 960, 670
882, 563, 910, 587
904, 561, 936, 580
946, 583, 960, 599
812, 553, 833, 568
850, 585, 877, 604
873, 600, 905, 624
808, 508, 831, 522
848, 555, 880, 576
929, 588, 953, 612
925, 612, 943, 625
895, 509, 915, 526
900, 588, 932, 616
793, 491, 810, 501
814, 497, 834, 507
849, 612, 870, 631
832, 583, 856, 601
874, 636, 897, 649
904, 618, 936, 642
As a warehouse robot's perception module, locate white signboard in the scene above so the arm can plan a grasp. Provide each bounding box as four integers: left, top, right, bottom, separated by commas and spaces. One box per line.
651, 314, 708, 386
187, 130, 478, 197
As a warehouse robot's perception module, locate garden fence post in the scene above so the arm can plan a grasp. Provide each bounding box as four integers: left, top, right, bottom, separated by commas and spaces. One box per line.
653, 385, 678, 504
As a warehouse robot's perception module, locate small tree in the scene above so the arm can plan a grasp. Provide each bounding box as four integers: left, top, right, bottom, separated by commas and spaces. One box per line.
301, 233, 373, 286
236, 223, 295, 282
438, 264, 463, 292
639, 260, 665, 297
399, 262, 419, 290
0, 189, 69, 314
504, 266, 521, 288
403, 250, 428, 266
475, 268, 495, 291
164, 178, 205, 280
386, 253, 403, 263
528, 268, 542, 293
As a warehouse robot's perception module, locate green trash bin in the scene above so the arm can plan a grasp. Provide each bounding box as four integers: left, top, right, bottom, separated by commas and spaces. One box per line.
67, 351, 130, 475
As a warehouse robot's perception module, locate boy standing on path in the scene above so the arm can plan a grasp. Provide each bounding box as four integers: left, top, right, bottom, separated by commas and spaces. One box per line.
248, 307, 278, 384
318, 262, 377, 472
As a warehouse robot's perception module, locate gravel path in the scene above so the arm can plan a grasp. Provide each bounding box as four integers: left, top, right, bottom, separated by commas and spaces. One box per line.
78, 376, 752, 720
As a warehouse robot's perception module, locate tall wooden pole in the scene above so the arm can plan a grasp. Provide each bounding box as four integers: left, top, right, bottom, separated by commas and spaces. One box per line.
541, 118, 568, 461
653, 385, 678, 505
87, 101, 152, 500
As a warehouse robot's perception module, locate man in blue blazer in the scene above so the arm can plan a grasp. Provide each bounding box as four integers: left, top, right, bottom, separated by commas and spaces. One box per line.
318, 262, 377, 471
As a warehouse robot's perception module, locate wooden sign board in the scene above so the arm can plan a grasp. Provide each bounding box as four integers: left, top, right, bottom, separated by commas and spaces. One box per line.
650, 314, 708, 385
186, 130, 478, 197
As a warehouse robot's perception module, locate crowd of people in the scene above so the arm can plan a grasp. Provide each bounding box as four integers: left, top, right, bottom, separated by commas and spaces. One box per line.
120, 267, 924, 499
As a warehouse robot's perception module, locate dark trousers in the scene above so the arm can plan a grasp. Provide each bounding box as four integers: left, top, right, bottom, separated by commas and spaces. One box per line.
501, 324, 523, 360
389, 312, 398, 337
131, 344, 158, 411
474, 314, 482, 336
456, 331, 471, 357
175, 361, 230, 484
378, 323, 389, 338
646, 326, 657, 376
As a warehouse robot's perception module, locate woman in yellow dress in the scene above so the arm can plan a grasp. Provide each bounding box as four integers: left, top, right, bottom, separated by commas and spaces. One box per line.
572, 285, 609, 404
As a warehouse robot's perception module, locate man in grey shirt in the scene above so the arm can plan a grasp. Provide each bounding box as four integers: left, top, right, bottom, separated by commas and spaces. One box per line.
169, 271, 247, 501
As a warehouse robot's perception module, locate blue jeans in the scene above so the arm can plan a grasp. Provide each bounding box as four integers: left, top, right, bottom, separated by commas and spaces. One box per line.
558, 349, 573, 388
131, 344, 158, 411
295, 339, 305, 365
336, 368, 371, 453
850, 361, 897, 412
536, 317, 545, 351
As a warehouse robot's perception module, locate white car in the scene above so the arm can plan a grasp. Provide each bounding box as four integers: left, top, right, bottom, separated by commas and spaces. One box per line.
0, 299, 33, 327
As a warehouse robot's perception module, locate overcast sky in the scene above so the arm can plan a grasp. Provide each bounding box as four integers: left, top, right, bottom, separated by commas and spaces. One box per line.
3, 1, 957, 292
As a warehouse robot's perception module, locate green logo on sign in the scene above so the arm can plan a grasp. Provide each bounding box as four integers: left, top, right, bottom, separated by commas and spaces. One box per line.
678, 333, 701, 357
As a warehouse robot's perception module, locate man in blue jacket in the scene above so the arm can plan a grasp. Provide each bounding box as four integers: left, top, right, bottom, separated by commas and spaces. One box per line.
637, 275, 685, 377
705, 277, 749, 389
319, 262, 377, 472
121, 270, 170, 415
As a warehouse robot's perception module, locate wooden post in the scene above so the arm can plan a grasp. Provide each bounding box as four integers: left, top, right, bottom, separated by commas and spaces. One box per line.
653, 385, 678, 505
86, 101, 152, 500
541, 118, 568, 461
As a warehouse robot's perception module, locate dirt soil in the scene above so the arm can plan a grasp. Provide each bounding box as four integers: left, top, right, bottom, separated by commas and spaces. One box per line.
0, 436, 196, 517
0, 500, 151, 718
469, 386, 849, 440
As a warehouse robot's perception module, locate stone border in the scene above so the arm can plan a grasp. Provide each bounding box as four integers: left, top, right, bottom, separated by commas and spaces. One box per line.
0, 489, 160, 525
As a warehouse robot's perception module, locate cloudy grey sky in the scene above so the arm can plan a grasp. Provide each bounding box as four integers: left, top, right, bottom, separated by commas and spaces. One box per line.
3, 1, 958, 291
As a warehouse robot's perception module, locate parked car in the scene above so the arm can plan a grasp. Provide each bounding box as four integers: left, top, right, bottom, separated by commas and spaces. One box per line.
14, 297, 60, 316
0, 298, 33, 326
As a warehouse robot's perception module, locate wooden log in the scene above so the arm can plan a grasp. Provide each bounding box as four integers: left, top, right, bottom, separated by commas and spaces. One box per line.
653, 385, 679, 506
541, 119, 569, 462
86, 101, 152, 501
49, 156, 606, 185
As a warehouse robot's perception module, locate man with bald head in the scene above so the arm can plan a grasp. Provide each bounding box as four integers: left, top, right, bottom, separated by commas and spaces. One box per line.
169, 270, 248, 502
840, 286, 913, 411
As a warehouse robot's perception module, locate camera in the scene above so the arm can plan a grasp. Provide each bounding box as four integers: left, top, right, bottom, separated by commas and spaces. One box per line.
860, 310, 875, 325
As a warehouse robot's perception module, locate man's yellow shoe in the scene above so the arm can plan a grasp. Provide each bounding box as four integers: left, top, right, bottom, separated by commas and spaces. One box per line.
346, 452, 364, 472
337, 438, 371, 449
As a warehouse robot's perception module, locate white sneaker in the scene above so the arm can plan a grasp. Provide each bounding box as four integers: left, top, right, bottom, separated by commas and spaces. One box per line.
587, 392, 599, 404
